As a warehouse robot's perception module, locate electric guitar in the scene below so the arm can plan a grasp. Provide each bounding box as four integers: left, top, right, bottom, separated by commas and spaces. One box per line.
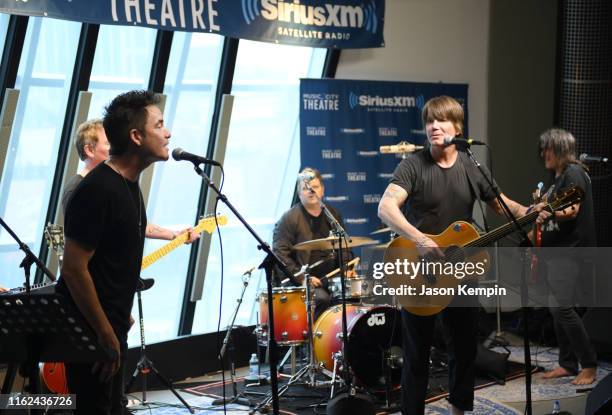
383, 186, 584, 316
141, 215, 228, 270
41, 215, 227, 394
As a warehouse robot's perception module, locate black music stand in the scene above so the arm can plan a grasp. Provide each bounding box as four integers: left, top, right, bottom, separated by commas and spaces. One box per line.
0, 292, 116, 394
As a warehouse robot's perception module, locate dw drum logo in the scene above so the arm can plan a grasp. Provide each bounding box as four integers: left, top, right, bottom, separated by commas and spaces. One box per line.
367, 313, 386, 327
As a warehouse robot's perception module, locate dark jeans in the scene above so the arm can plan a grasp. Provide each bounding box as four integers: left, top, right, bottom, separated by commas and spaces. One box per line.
547, 258, 597, 373
400, 307, 478, 414
313, 287, 331, 320
65, 346, 128, 415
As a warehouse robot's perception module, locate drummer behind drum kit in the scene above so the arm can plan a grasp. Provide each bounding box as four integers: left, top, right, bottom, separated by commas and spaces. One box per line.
254, 228, 404, 406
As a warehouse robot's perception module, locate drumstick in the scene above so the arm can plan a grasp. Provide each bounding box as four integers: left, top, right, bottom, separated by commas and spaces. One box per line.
323, 256, 360, 279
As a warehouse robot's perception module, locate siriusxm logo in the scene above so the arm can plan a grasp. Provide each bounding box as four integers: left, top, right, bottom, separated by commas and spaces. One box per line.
345, 218, 369, 224
377, 173, 393, 179
322, 149, 342, 159
349, 92, 425, 110
363, 194, 382, 204
242, 0, 379, 33
325, 196, 349, 202
347, 172, 367, 182
379, 127, 398, 137
340, 128, 364, 134
357, 150, 379, 157
306, 126, 326, 136
321, 173, 335, 180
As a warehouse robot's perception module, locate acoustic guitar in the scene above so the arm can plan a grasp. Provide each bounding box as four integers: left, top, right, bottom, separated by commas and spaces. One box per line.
383, 185, 583, 316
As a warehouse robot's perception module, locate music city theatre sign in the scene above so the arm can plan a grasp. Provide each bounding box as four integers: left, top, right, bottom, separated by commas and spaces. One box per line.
0, 0, 385, 48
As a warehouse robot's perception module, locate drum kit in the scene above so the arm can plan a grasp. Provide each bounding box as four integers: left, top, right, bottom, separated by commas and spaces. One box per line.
254, 227, 404, 405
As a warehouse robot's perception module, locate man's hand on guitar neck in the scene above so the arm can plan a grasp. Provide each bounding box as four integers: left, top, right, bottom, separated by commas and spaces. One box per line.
532, 202, 553, 224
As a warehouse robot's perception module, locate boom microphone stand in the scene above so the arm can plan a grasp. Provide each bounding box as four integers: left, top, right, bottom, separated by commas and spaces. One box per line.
186, 162, 293, 415
211, 266, 256, 407
0, 216, 56, 396
460, 141, 535, 415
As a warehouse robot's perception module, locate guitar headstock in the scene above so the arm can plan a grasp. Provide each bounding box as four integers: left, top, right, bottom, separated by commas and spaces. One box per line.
549, 185, 584, 212
44, 223, 65, 255
195, 215, 228, 234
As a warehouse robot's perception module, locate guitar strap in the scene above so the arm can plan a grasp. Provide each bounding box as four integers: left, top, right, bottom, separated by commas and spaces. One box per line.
458, 152, 490, 233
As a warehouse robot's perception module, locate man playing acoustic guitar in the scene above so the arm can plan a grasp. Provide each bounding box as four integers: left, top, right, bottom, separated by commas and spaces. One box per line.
378, 95, 549, 415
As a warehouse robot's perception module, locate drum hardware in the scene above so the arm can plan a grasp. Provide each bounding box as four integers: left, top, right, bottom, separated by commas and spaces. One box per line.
211, 267, 258, 408
251, 270, 335, 414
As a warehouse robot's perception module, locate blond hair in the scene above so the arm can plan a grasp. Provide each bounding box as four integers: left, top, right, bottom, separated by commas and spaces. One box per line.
75, 119, 104, 161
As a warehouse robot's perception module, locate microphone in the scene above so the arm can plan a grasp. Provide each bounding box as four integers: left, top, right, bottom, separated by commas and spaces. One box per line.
172, 148, 221, 167
242, 266, 257, 276
379, 143, 424, 154
297, 171, 316, 182
579, 153, 608, 163
444, 136, 486, 146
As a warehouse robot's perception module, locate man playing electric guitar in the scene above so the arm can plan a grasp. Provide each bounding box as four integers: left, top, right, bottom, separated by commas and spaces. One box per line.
377, 96, 550, 415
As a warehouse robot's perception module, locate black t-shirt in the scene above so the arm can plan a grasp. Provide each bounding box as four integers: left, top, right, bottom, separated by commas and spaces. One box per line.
61, 174, 84, 214
56, 163, 147, 342
541, 163, 596, 247
390, 150, 497, 234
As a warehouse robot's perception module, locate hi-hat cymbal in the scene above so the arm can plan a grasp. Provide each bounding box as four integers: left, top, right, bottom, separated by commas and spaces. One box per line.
370, 227, 392, 235
293, 236, 378, 251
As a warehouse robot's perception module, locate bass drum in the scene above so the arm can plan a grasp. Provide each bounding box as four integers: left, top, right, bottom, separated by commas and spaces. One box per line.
313, 304, 402, 393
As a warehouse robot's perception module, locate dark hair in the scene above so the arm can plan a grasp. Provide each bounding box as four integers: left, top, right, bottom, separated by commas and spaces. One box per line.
103, 90, 160, 156
421, 95, 464, 136
538, 128, 587, 172
296, 167, 323, 192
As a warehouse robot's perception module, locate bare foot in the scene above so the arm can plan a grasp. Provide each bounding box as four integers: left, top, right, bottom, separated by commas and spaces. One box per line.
572, 367, 596, 385
543, 366, 573, 379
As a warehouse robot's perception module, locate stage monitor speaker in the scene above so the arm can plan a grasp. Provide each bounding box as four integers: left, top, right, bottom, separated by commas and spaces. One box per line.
475, 343, 509, 385
586, 372, 612, 415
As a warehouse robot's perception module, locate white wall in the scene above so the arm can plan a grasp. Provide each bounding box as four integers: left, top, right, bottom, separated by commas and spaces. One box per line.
336, 0, 491, 143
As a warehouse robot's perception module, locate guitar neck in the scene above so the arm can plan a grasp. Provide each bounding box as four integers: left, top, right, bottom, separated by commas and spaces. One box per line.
140, 215, 227, 271
141, 232, 191, 270
466, 208, 544, 247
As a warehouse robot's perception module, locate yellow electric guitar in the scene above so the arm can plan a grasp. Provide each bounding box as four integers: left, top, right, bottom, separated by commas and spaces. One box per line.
141, 215, 228, 270
383, 186, 583, 316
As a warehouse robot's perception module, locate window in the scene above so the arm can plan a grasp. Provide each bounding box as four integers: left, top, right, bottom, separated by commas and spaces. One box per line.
192, 41, 326, 334
135, 31, 224, 345
0, 17, 80, 289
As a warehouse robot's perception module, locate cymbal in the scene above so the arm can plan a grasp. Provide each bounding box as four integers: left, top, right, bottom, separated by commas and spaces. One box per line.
370, 227, 392, 235
294, 236, 378, 251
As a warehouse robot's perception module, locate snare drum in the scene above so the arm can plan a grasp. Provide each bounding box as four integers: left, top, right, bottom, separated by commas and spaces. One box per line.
313, 304, 402, 393
329, 276, 373, 299
258, 287, 308, 345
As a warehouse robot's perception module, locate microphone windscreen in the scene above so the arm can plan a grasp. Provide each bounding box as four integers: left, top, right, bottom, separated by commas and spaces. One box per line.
171, 148, 183, 161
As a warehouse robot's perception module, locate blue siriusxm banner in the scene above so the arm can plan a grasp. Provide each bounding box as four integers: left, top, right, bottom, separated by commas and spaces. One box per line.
0, 0, 385, 49
299, 78, 468, 236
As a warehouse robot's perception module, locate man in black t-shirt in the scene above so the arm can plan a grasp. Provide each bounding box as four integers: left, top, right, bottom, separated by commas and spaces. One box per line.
378, 96, 546, 415
273, 167, 351, 318
57, 90, 172, 414
537, 128, 597, 385
62, 118, 199, 243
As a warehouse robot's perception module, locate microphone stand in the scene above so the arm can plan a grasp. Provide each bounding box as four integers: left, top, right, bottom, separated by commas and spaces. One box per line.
462, 144, 534, 415
0, 216, 56, 397
192, 164, 292, 415
212, 267, 255, 407
303, 182, 355, 399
